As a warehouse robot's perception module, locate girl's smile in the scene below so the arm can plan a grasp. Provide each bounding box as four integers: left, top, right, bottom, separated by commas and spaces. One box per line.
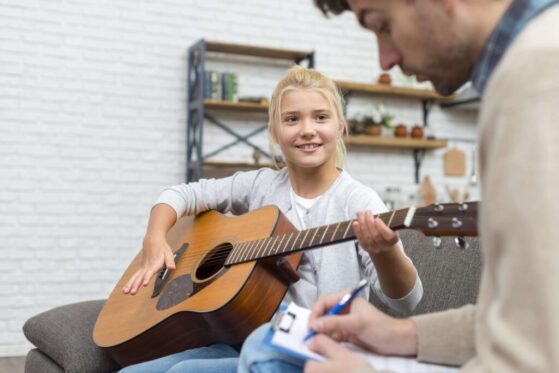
296, 142, 323, 152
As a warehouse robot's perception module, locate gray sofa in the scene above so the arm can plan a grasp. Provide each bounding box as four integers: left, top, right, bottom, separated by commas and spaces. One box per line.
23, 231, 481, 373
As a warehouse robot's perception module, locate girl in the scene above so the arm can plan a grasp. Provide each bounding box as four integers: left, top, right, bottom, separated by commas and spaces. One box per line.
120, 66, 422, 373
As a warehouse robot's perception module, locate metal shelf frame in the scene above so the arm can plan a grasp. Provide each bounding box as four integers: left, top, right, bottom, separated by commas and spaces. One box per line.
186, 39, 314, 182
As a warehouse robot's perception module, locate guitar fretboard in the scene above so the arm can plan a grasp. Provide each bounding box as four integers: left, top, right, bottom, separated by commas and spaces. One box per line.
225, 208, 414, 265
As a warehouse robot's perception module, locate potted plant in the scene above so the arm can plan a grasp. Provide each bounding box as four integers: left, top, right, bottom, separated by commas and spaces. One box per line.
360, 105, 393, 136
347, 117, 364, 135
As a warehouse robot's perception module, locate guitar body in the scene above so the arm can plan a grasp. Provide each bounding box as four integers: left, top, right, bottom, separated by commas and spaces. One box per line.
93, 205, 302, 367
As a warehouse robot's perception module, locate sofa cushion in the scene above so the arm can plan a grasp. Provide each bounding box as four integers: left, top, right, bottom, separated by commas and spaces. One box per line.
25, 348, 64, 373
371, 230, 482, 316
23, 300, 120, 373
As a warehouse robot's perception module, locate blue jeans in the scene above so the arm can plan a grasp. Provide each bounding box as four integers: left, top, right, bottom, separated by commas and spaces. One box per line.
238, 323, 305, 373
118, 343, 239, 373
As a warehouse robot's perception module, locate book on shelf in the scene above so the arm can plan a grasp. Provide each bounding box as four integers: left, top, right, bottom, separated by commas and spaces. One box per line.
204, 70, 238, 102
221, 72, 238, 102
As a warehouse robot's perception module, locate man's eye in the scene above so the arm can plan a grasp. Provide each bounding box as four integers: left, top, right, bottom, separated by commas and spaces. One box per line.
379, 22, 390, 35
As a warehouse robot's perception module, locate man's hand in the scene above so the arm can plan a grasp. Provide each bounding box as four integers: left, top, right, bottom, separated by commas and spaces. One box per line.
304, 335, 373, 373
308, 292, 418, 356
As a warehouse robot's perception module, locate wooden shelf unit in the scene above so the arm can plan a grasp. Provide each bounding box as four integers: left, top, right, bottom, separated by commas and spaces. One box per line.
206, 41, 313, 62
204, 161, 273, 169
204, 100, 268, 113
203, 161, 277, 179
345, 135, 447, 149
335, 80, 455, 101
334, 80, 452, 183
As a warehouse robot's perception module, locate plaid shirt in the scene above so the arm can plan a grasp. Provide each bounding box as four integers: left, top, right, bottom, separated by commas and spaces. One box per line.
471, 0, 559, 95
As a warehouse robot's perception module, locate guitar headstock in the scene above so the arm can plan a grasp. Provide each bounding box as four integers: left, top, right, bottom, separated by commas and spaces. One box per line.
414, 201, 477, 219
404, 202, 478, 238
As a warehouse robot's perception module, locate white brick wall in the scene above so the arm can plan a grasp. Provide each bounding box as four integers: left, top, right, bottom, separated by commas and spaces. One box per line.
0, 0, 479, 356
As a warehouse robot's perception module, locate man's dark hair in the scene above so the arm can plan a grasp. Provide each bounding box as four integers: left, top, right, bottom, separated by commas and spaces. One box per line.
313, 0, 350, 16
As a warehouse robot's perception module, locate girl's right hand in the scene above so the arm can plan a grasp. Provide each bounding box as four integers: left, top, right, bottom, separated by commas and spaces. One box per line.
122, 235, 176, 295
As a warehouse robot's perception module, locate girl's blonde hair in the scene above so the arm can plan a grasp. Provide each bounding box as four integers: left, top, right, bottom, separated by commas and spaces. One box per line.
268, 65, 347, 168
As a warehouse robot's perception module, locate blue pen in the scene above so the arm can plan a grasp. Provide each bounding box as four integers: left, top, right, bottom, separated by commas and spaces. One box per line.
304, 278, 369, 342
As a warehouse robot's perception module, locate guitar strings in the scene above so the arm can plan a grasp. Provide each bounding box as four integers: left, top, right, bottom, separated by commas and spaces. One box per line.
166, 212, 417, 267
151, 213, 476, 270
161, 211, 410, 268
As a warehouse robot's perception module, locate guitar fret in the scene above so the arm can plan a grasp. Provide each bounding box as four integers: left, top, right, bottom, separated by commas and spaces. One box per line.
255, 237, 267, 259
275, 234, 287, 256
233, 241, 246, 263
330, 222, 341, 242
300, 229, 311, 250
247, 240, 261, 262
309, 226, 321, 248
281, 232, 294, 254
261, 236, 277, 259
254, 238, 267, 259
343, 220, 353, 239
387, 210, 396, 228
319, 224, 329, 244
229, 242, 245, 264
289, 231, 302, 254
231, 242, 243, 264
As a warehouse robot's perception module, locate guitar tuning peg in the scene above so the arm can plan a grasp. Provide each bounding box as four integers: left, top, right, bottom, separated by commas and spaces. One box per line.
458, 203, 469, 212
452, 217, 463, 229
428, 217, 439, 229
454, 236, 469, 249
434, 204, 444, 212
432, 237, 442, 249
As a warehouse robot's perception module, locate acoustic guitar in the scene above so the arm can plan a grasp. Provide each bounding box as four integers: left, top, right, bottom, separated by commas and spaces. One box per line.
94, 202, 478, 366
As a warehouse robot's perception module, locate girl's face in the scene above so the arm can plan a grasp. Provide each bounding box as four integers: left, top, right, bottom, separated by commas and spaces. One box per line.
275, 88, 343, 171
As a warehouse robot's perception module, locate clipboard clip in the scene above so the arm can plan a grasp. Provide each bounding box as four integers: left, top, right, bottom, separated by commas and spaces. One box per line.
272, 310, 297, 333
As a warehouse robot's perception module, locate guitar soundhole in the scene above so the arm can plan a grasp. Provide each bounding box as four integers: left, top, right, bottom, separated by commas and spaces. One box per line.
195, 242, 233, 281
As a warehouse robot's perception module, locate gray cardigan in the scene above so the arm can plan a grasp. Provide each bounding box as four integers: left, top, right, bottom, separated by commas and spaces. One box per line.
156, 167, 422, 313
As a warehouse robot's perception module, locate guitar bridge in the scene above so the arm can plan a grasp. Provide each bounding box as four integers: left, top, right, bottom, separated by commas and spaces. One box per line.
151, 243, 189, 298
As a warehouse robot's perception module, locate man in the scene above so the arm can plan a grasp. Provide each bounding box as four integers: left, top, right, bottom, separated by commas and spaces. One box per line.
303, 0, 559, 372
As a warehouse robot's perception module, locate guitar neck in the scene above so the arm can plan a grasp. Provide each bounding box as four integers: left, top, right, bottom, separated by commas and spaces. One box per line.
225, 208, 416, 266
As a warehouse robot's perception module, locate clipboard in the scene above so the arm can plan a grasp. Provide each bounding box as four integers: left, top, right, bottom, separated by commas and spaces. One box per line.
263, 303, 323, 361
265, 302, 460, 372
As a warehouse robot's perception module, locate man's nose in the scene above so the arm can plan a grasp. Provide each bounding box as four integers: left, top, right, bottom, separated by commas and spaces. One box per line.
378, 40, 402, 71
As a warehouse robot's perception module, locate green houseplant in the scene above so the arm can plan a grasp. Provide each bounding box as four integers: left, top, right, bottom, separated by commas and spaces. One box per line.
360, 104, 394, 136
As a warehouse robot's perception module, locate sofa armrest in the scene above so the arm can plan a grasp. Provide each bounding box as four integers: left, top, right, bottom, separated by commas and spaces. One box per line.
23, 300, 120, 373
25, 348, 64, 373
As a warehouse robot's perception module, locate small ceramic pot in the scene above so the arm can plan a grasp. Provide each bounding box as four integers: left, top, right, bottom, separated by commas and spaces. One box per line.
378, 73, 391, 85
364, 124, 382, 136
411, 125, 424, 139
394, 124, 408, 138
